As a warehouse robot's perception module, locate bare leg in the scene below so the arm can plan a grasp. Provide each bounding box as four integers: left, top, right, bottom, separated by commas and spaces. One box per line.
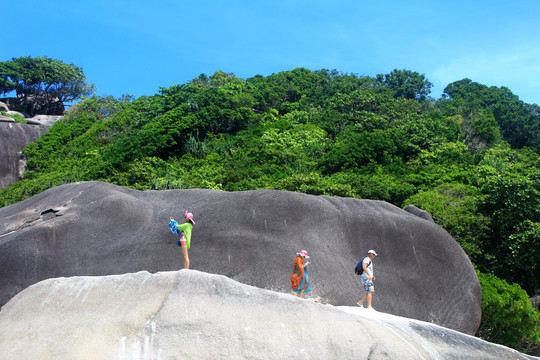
181, 246, 190, 269
366, 292, 373, 308
357, 293, 368, 306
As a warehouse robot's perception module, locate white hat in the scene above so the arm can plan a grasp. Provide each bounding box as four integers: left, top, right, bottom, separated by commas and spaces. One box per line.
368, 249, 378, 256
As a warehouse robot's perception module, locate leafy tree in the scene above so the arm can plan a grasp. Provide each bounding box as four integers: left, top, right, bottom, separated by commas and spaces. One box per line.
322, 127, 398, 173
507, 221, 540, 294
0, 56, 94, 115
375, 69, 433, 101
475, 155, 540, 293
453, 110, 501, 150
443, 79, 540, 151
403, 183, 489, 260
476, 271, 540, 352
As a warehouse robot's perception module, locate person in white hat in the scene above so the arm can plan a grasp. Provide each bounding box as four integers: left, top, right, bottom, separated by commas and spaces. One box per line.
291, 250, 311, 298
357, 249, 377, 309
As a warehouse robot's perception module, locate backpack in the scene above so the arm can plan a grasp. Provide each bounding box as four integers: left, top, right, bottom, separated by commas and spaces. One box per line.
169, 220, 182, 236
354, 259, 371, 275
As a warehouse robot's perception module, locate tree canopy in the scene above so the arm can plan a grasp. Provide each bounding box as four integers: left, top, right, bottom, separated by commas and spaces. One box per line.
443, 79, 540, 152
0, 56, 93, 114
375, 69, 433, 101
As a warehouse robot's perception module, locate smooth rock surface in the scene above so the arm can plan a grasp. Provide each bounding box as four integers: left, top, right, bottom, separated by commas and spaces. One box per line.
403, 204, 435, 222
0, 181, 481, 334
0, 122, 49, 188
26, 114, 63, 127
0, 270, 535, 360
0, 115, 15, 123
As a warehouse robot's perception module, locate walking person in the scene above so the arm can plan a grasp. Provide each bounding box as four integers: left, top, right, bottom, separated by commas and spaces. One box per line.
169, 211, 195, 269
356, 249, 377, 309
291, 250, 311, 298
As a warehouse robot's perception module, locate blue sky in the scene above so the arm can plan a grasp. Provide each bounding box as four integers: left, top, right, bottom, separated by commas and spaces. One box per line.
2, 0, 539, 104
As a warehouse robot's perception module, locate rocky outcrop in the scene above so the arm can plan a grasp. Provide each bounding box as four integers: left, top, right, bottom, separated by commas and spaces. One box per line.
0, 101, 8, 112
0, 270, 535, 360
0, 115, 15, 123
0, 122, 49, 188
403, 204, 435, 222
1, 95, 64, 116
0, 181, 481, 334
0, 99, 64, 188
26, 114, 63, 127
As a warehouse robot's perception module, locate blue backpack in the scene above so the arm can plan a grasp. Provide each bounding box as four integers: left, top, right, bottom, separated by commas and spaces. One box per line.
169, 220, 183, 236
169, 220, 178, 235
355, 260, 371, 275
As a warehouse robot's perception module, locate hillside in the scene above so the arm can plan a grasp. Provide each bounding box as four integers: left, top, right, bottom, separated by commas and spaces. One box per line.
0, 68, 539, 351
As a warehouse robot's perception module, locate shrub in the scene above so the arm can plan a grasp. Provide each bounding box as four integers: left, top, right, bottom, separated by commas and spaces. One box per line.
476, 271, 540, 352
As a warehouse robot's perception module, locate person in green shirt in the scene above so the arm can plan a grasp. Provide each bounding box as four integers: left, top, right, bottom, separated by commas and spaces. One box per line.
169, 211, 195, 269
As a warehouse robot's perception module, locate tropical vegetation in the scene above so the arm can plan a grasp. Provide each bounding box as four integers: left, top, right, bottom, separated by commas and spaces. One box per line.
1, 66, 538, 352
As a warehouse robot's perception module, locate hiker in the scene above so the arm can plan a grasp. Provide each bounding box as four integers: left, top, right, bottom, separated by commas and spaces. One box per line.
169, 211, 195, 269
291, 250, 311, 298
356, 249, 377, 309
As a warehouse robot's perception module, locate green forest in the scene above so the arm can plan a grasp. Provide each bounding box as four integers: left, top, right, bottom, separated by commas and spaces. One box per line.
1, 67, 539, 352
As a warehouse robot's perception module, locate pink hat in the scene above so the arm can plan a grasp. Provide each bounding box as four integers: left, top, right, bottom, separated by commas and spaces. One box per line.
297, 250, 309, 258
185, 211, 195, 224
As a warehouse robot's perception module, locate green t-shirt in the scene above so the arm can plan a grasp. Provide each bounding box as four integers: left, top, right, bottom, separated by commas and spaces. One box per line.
176, 221, 194, 249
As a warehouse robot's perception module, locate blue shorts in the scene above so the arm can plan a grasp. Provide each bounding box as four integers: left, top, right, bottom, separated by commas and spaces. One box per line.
361, 274, 374, 293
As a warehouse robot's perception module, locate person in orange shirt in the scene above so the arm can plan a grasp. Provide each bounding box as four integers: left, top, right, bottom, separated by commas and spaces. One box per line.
291, 250, 310, 298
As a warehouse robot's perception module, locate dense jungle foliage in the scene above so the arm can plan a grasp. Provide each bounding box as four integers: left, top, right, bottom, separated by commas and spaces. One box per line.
1, 68, 539, 351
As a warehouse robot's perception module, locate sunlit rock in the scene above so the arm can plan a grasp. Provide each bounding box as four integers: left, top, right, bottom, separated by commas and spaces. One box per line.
0, 181, 481, 333
0, 271, 533, 360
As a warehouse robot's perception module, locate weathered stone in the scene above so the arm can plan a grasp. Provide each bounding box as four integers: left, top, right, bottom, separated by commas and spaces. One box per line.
0, 115, 15, 123
0, 101, 9, 112
0, 122, 49, 188
0, 181, 481, 334
24, 119, 43, 125
5, 110, 28, 118
403, 204, 435, 222
26, 114, 63, 127
2, 96, 64, 116
0, 270, 535, 360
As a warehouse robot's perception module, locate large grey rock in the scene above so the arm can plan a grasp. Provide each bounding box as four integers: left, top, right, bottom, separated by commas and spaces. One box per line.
0, 270, 535, 360
403, 204, 435, 222
0, 115, 15, 123
0, 181, 481, 334
0, 101, 9, 112
26, 114, 63, 127
2, 95, 64, 116
0, 122, 49, 188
